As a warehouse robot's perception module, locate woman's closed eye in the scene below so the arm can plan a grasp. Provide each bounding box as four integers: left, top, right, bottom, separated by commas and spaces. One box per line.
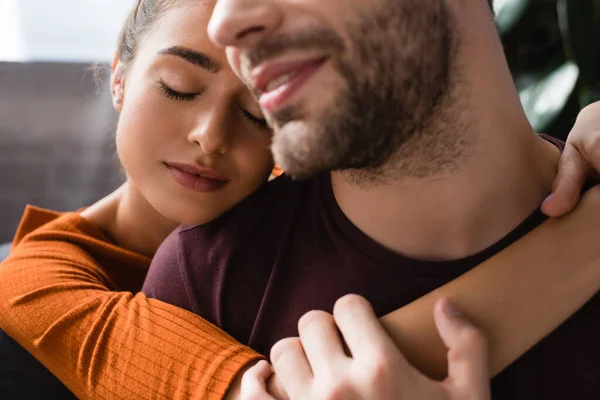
158, 79, 201, 102
158, 79, 270, 130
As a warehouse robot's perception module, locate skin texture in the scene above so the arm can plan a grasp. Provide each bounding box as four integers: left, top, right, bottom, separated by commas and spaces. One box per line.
542, 102, 600, 216
4, 1, 600, 399
243, 296, 491, 400
104, 2, 274, 237
81, 0, 600, 396
207, 0, 600, 398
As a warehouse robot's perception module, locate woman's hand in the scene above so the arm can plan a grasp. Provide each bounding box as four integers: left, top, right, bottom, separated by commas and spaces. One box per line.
543, 102, 600, 217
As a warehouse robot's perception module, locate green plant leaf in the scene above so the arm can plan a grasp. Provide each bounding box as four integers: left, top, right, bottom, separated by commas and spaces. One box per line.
495, 0, 531, 35
557, 0, 600, 97
519, 61, 579, 131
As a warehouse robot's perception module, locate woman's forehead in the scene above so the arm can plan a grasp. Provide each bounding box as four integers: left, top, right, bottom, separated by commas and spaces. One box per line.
140, 3, 225, 65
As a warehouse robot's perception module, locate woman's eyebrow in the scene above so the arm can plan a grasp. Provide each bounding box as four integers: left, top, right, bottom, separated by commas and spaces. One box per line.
158, 46, 221, 73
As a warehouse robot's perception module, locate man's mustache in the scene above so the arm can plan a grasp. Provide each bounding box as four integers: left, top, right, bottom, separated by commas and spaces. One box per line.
241, 27, 346, 71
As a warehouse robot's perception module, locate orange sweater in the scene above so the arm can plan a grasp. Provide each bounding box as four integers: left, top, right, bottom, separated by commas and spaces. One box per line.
0, 206, 262, 399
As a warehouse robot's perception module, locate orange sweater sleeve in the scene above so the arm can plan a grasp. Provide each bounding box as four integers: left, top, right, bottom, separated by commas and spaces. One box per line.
0, 206, 263, 400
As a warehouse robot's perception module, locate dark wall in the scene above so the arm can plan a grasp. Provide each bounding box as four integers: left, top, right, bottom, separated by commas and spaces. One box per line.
0, 62, 124, 242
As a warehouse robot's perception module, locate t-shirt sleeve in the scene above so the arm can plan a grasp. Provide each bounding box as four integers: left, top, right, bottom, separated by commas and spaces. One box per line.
0, 207, 263, 400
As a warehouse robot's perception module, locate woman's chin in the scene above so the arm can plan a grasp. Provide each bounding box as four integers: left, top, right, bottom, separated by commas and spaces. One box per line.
155, 203, 227, 227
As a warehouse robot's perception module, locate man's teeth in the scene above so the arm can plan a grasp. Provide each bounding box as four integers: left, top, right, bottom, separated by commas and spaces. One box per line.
265, 72, 296, 92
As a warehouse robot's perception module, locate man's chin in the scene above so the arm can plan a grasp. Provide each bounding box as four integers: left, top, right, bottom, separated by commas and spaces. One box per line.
272, 119, 345, 179
271, 122, 313, 178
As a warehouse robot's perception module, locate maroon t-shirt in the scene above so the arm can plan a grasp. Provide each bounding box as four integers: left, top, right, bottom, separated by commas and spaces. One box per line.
144, 139, 599, 399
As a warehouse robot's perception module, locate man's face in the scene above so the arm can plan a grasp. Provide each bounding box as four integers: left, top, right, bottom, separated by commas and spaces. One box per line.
210, 0, 454, 178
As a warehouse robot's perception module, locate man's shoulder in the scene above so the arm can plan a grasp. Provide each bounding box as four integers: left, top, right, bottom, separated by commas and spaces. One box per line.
152, 173, 325, 275
179, 174, 321, 241
145, 174, 325, 315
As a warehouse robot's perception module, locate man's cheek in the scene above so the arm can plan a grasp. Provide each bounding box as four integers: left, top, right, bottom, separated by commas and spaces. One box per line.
226, 47, 244, 81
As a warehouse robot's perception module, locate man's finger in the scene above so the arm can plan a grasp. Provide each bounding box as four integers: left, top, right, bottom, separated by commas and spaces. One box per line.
270, 337, 312, 397
434, 299, 490, 400
333, 295, 401, 362
298, 310, 348, 376
241, 360, 278, 400
266, 374, 290, 400
542, 145, 587, 217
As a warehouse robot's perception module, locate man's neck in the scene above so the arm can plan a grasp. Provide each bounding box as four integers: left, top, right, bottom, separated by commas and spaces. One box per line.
331, 128, 561, 261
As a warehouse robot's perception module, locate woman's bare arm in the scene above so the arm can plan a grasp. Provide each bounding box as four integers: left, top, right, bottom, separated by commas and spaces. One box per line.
4, 187, 600, 397
380, 186, 600, 380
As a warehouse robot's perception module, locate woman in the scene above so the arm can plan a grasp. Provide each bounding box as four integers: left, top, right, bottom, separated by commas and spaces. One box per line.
1, 1, 600, 399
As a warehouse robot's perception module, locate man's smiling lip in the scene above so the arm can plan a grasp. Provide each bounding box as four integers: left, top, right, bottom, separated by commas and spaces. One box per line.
251, 57, 328, 112
251, 57, 328, 95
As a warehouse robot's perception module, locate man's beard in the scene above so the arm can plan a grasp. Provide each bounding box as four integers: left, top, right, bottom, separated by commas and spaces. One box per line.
247, 0, 461, 180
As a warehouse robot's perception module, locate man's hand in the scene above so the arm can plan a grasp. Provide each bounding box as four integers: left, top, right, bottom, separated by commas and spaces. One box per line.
224, 360, 264, 400
542, 102, 600, 217
240, 295, 490, 400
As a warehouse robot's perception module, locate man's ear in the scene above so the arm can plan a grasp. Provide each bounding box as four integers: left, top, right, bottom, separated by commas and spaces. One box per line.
110, 52, 127, 112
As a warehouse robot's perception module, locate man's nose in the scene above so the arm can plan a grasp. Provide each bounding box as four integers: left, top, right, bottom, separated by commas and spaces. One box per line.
208, 0, 282, 49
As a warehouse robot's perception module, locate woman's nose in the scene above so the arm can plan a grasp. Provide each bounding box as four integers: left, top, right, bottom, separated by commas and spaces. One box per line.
187, 110, 231, 155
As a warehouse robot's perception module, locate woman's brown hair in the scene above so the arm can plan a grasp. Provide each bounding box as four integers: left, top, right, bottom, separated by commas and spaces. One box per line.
117, 0, 186, 67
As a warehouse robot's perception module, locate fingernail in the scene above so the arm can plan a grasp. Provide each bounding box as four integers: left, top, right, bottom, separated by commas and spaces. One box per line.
444, 300, 463, 319
542, 193, 553, 204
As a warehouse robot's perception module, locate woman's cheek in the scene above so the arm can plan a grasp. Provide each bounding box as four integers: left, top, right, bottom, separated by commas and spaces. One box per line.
245, 147, 276, 187
118, 94, 171, 157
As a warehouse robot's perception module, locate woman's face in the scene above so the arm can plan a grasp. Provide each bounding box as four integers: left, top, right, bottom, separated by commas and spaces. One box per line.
113, 3, 274, 225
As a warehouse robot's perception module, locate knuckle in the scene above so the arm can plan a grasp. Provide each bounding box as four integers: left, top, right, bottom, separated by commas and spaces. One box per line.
270, 337, 302, 363
575, 103, 600, 130
584, 135, 600, 159
298, 309, 331, 332
318, 380, 352, 400
241, 364, 261, 384
240, 388, 260, 400
445, 326, 487, 366
461, 325, 486, 346
333, 294, 367, 317
240, 379, 261, 400
364, 352, 393, 382
447, 347, 462, 366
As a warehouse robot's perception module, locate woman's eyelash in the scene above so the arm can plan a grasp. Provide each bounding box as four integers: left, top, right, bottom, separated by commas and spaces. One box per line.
158, 80, 269, 129
240, 108, 271, 130
158, 80, 199, 102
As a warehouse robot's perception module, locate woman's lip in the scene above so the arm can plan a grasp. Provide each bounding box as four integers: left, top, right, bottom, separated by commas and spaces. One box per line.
165, 164, 229, 193
258, 58, 327, 113
164, 162, 230, 182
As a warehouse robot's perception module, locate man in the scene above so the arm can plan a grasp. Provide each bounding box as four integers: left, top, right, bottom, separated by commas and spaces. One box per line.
143, 0, 600, 399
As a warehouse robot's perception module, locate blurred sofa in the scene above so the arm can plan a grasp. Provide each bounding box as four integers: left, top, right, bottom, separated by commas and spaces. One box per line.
0, 243, 9, 261
0, 61, 124, 242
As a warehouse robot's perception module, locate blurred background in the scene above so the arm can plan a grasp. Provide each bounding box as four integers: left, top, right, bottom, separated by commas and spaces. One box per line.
499, 0, 600, 138
0, 0, 132, 242
0, 0, 599, 242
